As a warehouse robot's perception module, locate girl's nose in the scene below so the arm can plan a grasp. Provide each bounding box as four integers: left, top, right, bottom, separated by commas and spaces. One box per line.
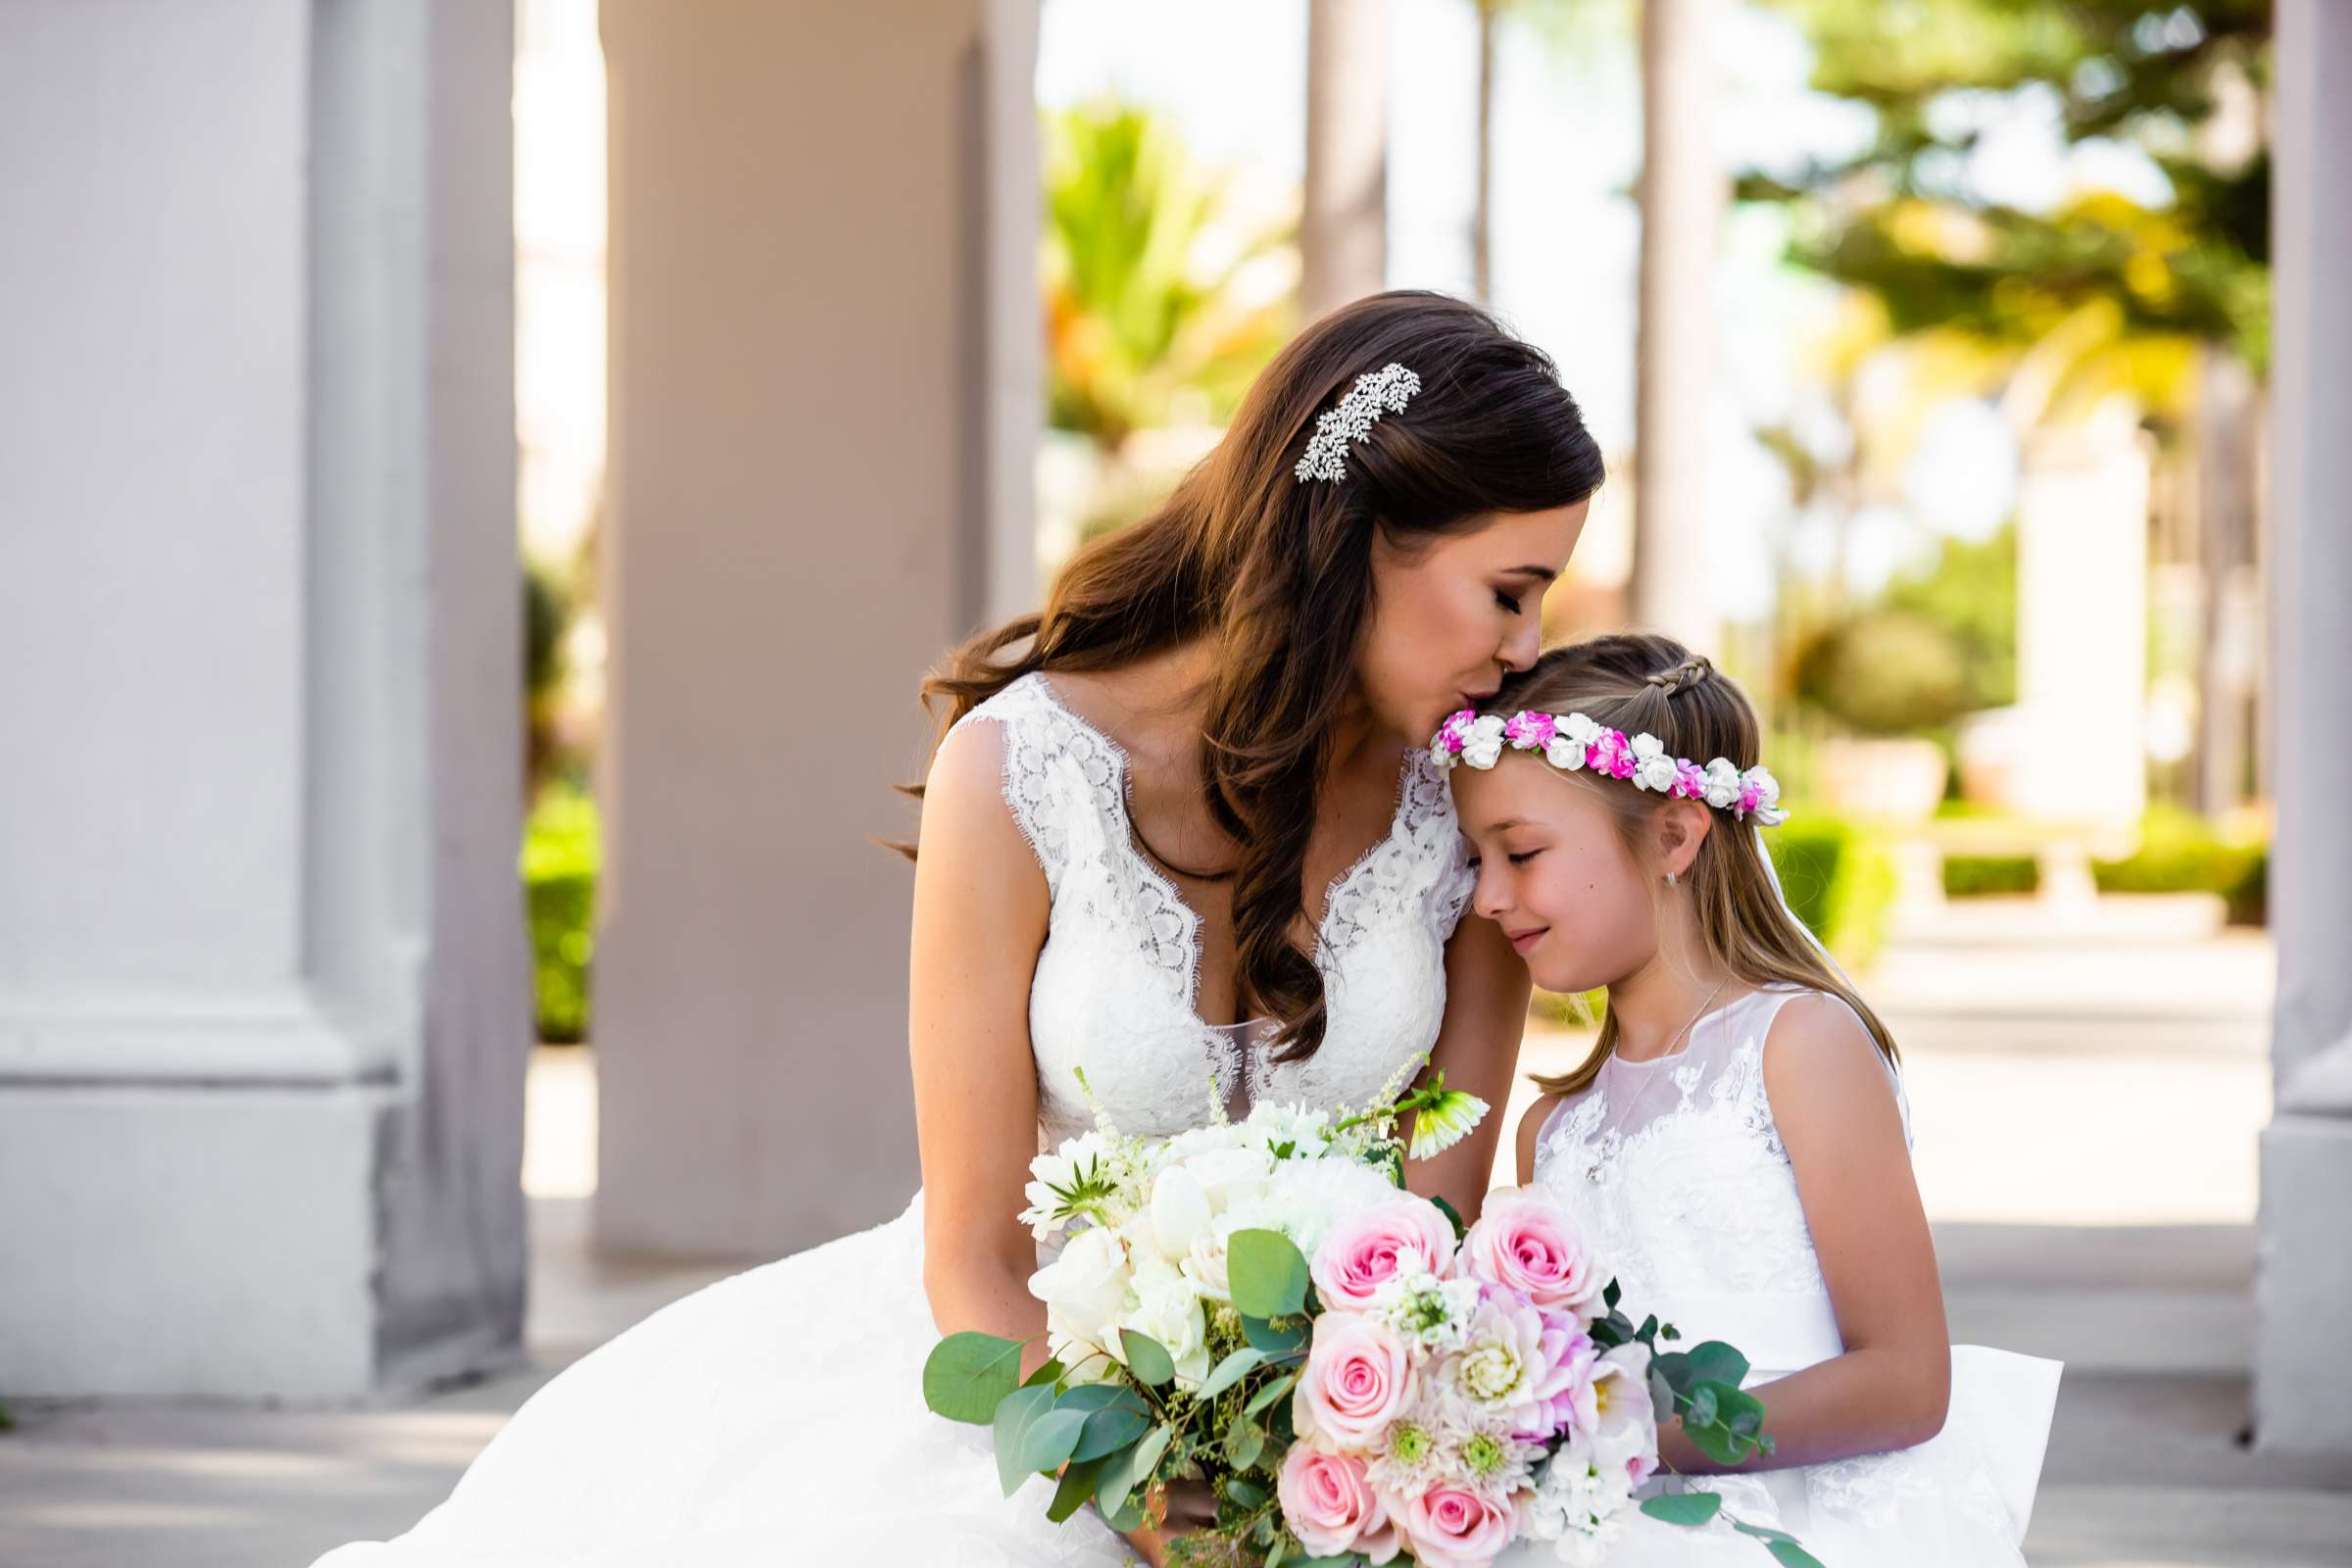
1472, 863, 1511, 922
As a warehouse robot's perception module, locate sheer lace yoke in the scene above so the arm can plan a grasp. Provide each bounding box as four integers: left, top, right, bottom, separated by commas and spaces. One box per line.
947, 673, 1476, 1147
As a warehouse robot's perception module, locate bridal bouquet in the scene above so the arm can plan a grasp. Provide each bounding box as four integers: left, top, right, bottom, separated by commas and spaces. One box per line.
923, 1066, 1814, 1567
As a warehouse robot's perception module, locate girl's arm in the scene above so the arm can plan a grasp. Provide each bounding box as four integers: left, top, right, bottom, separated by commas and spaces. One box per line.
1516, 1092, 1561, 1186
1657, 994, 1951, 1475
1409, 911, 1533, 1225
907, 723, 1054, 1375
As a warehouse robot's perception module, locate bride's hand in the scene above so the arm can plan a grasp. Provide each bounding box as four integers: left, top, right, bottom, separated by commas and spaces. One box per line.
1114, 1479, 1219, 1565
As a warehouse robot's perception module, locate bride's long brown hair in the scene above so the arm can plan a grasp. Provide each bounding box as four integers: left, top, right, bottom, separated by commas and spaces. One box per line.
897, 291, 1603, 1060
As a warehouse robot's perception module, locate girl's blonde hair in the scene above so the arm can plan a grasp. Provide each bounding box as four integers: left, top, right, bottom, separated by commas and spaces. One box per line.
1483, 633, 1898, 1095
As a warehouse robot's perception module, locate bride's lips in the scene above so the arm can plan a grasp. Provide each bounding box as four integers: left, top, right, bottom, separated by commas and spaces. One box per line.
1505, 925, 1548, 954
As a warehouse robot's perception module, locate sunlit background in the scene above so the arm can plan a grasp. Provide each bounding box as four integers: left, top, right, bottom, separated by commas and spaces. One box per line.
3, 2, 2340, 1564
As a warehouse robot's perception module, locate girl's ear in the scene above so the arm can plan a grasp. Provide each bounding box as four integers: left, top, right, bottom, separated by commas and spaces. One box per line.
1651, 799, 1714, 881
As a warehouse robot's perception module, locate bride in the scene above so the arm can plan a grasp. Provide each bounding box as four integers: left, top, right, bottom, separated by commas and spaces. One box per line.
313, 291, 1606, 1567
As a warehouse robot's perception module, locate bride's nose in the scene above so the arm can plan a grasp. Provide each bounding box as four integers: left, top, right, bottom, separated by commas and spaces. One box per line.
1498, 617, 1541, 675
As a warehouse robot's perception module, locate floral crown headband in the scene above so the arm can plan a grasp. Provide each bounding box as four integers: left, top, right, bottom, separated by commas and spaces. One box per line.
1429, 708, 1790, 825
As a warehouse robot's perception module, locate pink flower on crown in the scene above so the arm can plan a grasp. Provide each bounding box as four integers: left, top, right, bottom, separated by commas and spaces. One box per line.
1437, 710, 1474, 755
1589, 730, 1636, 780
1737, 779, 1763, 815
1504, 710, 1557, 751
1673, 759, 1708, 800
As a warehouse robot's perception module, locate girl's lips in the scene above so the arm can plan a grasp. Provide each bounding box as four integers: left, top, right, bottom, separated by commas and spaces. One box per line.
1506, 926, 1547, 954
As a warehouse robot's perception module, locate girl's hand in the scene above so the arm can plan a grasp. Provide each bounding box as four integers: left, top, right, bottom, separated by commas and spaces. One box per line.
1115, 1479, 1219, 1565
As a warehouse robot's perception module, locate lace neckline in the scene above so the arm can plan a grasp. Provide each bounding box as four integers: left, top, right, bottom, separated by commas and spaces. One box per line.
1023, 672, 1415, 1029
1604, 985, 1775, 1070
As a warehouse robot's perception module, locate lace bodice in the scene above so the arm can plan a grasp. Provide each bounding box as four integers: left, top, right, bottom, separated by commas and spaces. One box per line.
1530, 985, 1912, 1324
947, 673, 1477, 1150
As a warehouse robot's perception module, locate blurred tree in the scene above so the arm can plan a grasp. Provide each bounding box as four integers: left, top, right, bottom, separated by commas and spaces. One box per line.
1043, 103, 1296, 457
1741, 0, 2271, 381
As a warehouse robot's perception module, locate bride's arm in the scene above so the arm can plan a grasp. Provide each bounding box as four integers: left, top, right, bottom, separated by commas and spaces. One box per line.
907, 723, 1054, 1377
1407, 913, 1530, 1227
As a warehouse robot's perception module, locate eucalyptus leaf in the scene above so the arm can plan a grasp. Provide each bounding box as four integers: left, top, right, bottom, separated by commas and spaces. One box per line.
1047, 1456, 1102, 1523
1732, 1522, 1800, 1546
1767, 1543, 1829, 1568
1102, 1490, 1145, 1534
1244, 1370, 1298, 1416
1224, 1477, 1268, 1510
1015, 1406, 1089, 1479
1095, 1440, 1146, 1520
1119, 1328, 1176, 1387
991, 1384, 1057, 1495
1197, 1347, 1266, 1401
1430, 1194, 1467, 1242
1228, 1229, 1310, 1318
1022, 1357, 1065, 1389
1682, 1341, 1751, 1389
1242, 1314, 1309, 1356
1224, 1413, 1265, 1470
1070, 1399, 1152, 1462
921, 1332, 1027, 1425
1641, 1492, 1724, 1527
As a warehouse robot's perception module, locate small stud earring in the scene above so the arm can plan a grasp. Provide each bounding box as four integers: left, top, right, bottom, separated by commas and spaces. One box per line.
1665, 870, 1680, 887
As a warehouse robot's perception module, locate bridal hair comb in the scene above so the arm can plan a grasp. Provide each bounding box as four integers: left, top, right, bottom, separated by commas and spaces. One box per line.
1294, 363, 1422, 483
1429, 709, 1790, 825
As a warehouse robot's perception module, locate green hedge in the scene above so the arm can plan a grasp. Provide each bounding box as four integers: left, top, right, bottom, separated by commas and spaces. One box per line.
2093, 806, 2268, 926
1767, 815, 1897, 969
1943, 854, 2039, 899
522, 786, 600, 1044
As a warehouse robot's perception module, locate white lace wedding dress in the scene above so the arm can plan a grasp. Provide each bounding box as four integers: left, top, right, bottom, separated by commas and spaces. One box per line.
314, 672, 1478, 1568
1501, 985, 2062, 1567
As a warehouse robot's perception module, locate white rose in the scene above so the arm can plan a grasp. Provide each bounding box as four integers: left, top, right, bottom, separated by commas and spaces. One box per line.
1149, 1164, 1214, 1261
1630, 732, 1665, 761
1174, 1144, 1277, 1212
1228, 1155, 1401, 1260
1181, 1228, 1233, 1302
1634, 754, 1680, 793
1123, 1268, 1213, 1387
1701, 757, 1742, 809
1462, 713, 1508, 769
1544, 734, 1591, 771
1028, 1223, 1133, 1349
1561, 712, 1602, 751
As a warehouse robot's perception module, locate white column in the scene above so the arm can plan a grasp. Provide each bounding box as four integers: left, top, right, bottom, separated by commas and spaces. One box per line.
1301, 0, 1389, 322
594, 0, 1040, 1258
2255, 0, 2352, 1459
0, 1, 526, 1396
1629, 0, 1724, 649
2011, 417, 2151, 829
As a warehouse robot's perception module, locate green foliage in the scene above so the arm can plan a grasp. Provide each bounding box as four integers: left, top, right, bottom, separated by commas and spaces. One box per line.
1742, 0, 2271, 368
1796, 526, 2016, 736
1043, 103, 1294, 454
521, 783, 599, 1043
1943, 853, 2040, 898
1768, 815, 1898, 967
2092, 804, 2267, 923
1227, 1230, 1310, 1319
922, 1331, 1028, 1425
1642, 1492, 1725, 1527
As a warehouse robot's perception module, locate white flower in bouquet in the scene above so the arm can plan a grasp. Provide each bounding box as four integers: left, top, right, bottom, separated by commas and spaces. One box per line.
1018, 1129, 1143, 1242
1027, 1223, 1134, 1371
1371, 1266, 1484, 1355
1168, 1142, 1278, 1215
1247, 1102, 1336, 1160
1121, 1251, 1214, 1387
1521, 1441, 1633, 1568
1146, 1163, 1214, 1263
1582, 1343, 1661, 1487
1225, 1153, 1403, 1261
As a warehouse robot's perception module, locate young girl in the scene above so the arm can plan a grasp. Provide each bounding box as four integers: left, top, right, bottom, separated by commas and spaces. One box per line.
1439, 634, 2059, 1567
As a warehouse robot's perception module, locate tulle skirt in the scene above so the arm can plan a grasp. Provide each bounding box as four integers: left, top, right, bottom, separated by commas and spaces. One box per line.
310, 1192, 1131, 1568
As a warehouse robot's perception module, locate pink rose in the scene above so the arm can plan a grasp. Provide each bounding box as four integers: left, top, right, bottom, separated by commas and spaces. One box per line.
1295, 1312, 1416, 1452
1397, 1484, 1517, 1568
1276, 1446, 1400, 1564
1504, 710, 1556, 750
1459, 1190, 1602, 1317
1310, 1196, 1457, 1312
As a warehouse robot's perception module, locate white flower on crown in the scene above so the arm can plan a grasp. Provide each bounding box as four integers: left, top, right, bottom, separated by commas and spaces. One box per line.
1629, 734, 1681, 794
1700, 758, 1743, 810
1460, 713, 1508, 769
1544, 712, 1601, 771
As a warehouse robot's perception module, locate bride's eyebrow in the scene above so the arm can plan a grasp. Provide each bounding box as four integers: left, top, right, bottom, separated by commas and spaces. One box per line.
1497, 564, 1557, 582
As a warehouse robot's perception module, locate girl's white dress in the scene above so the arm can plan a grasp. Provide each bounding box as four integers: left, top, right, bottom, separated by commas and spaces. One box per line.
1502, 984, 2062, 1566
312, 672, 1481, 1568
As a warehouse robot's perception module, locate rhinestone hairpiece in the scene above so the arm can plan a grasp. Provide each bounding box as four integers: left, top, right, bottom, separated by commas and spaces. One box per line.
1294, 363, 1422, 484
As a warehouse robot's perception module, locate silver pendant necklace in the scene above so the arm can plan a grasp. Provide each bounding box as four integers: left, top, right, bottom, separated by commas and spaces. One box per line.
1585, 977, 1731, 1184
